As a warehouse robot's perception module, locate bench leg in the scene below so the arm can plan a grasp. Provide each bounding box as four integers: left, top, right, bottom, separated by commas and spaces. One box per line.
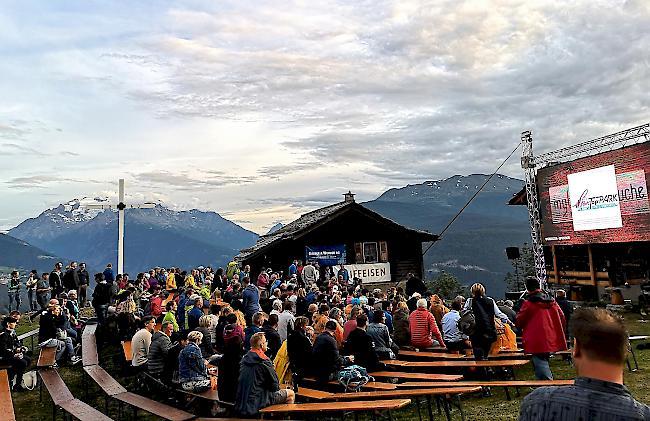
388, 409, 394, 421
415, 397, 422, 421
504, 386, 511, 401
425, 396, 434, 421
457, 395, 466, 421
436, 396, 441, 415
442, 398, 451, 421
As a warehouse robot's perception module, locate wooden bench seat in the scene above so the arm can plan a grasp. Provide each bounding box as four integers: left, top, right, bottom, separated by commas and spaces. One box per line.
297, 386, 482, 400
39, 368, 113, 421
37, 346, 57, 368
113, 391, 195, 421
81, 331, 99, 366
83, 365, 127, 396
0, 370, 16, 421
369, 371, 463, 381
259, 398, 411, 415
382, 359, 530, 368
397, 380, 575, 388
399, 350, 466, 359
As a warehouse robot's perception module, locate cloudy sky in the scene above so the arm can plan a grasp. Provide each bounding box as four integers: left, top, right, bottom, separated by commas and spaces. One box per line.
1, 0, 649, 234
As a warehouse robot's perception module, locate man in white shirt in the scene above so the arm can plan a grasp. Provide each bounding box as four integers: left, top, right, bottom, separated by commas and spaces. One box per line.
277, 301, 296, 342
131, 315, 156, 369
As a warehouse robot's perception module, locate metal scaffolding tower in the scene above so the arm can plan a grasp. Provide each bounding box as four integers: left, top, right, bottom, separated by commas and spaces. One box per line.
520, 123, 650, 289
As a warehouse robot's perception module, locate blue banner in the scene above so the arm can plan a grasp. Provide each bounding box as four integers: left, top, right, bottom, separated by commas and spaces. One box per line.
305, 244, 346, 267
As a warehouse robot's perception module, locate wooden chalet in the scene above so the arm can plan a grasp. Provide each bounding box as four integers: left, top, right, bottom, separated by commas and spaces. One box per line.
236, 192, 438, 285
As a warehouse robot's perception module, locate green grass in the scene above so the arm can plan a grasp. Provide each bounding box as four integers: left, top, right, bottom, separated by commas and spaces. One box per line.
10, 311, 650, 420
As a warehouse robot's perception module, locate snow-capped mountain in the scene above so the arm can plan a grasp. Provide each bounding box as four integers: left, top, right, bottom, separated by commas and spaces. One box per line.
9, 202, 259, 275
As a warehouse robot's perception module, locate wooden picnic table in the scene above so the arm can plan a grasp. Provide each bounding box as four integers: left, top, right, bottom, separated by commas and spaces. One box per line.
397, 379, 574, 388
259, 398, 411, 417
0, 370, 16, 421
382, 359, 530, 368
297, 386, 481, 400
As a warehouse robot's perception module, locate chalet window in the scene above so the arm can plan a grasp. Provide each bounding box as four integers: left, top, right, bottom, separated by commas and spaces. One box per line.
379, 241, 388, 262
363, 242, 378, 263
354, 241, 388, 263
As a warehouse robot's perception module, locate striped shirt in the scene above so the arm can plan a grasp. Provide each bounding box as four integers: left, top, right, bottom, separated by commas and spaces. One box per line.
518, 377, 650, 421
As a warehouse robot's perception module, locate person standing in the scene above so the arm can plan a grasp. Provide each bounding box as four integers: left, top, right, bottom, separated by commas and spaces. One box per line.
36, 273, 51, 310
76, 263, 89, 307
518, 308, 650, 420
464, 283, 511, 361
7, 271, 21, 312
25, 270, 38, 312
516, 277, 566, 380
92, 273, 111, 325
49, 262, 64, 300
241, 277, 260, 326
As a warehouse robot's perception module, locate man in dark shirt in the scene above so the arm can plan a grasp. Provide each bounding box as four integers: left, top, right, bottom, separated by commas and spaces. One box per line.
518, 307, 650, 421
343, 314, 384, 372
312, 321, 353, 383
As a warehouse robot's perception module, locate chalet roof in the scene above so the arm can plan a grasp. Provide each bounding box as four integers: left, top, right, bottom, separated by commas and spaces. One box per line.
508, 187, 527, 205
236, 200, 437, 262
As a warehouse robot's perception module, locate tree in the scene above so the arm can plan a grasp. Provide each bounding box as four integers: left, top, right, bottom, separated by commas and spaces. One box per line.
426, 271, 467, 300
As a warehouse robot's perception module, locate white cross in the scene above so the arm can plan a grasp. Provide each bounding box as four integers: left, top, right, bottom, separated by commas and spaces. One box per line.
84, 179, 155, 274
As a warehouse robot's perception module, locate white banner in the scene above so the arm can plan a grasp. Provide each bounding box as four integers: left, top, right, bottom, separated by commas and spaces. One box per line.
568, 165, 623, 231
334, 263, 391, 283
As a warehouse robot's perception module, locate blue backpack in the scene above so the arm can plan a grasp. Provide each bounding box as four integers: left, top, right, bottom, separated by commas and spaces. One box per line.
337, 365, 373, 391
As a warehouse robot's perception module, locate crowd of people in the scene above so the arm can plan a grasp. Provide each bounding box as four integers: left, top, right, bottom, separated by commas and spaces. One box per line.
1, 258, 649, 419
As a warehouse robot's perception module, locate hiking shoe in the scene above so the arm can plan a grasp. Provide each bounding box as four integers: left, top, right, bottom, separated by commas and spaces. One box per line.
70, 356, 82, 365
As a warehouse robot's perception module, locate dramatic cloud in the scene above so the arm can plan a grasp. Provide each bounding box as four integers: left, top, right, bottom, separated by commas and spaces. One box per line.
1, 0, 649, 232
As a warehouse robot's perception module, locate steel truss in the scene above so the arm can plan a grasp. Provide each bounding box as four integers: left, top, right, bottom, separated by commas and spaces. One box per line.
521, 123, 650, 289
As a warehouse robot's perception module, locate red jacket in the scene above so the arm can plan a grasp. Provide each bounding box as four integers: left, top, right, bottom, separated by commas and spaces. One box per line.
516, 290, 567, 354
409, 307, 445, 348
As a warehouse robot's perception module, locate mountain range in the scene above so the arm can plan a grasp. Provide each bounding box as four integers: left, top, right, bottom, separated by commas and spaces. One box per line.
8, 199, 258, 276
1, 174, 529, 309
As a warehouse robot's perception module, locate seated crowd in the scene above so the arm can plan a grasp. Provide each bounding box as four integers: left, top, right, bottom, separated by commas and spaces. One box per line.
1, 258, 648, 420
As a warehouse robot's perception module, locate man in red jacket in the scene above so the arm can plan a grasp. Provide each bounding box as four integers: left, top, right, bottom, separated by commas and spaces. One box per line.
516, 277, 566, 380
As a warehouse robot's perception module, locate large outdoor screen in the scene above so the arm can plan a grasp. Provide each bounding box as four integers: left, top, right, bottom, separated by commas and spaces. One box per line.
537, 142, 650, 245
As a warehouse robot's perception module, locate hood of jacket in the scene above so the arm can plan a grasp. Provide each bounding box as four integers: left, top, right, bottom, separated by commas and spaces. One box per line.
241, 349, 269, 367
526, 289, 555, 307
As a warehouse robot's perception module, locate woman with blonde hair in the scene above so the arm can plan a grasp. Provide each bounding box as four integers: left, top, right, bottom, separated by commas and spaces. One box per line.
178, 330, 210, 392
464, 283, 511, 360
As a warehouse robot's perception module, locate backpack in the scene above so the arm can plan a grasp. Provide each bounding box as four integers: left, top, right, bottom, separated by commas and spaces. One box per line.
226, 262, 239, 280
337, 365, 373, 391
457, 299, 476, 336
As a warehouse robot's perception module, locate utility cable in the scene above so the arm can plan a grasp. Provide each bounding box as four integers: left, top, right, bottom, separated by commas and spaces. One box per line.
422, 141, 522, 256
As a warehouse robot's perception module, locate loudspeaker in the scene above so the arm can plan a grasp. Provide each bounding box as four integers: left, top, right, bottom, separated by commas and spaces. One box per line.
506, 247, 520, 260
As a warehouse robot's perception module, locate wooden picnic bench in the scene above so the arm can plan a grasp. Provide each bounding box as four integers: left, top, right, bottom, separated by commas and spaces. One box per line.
83, 364, 194, 420
37, 346, 57, 368
0, 370, 16, 421
259, 398, 411, 420
81, 325, 99, 366
39, 367, 114, 421
297, 386, 481, 421
17, 328, 39, 351
369, 371, 463, 381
